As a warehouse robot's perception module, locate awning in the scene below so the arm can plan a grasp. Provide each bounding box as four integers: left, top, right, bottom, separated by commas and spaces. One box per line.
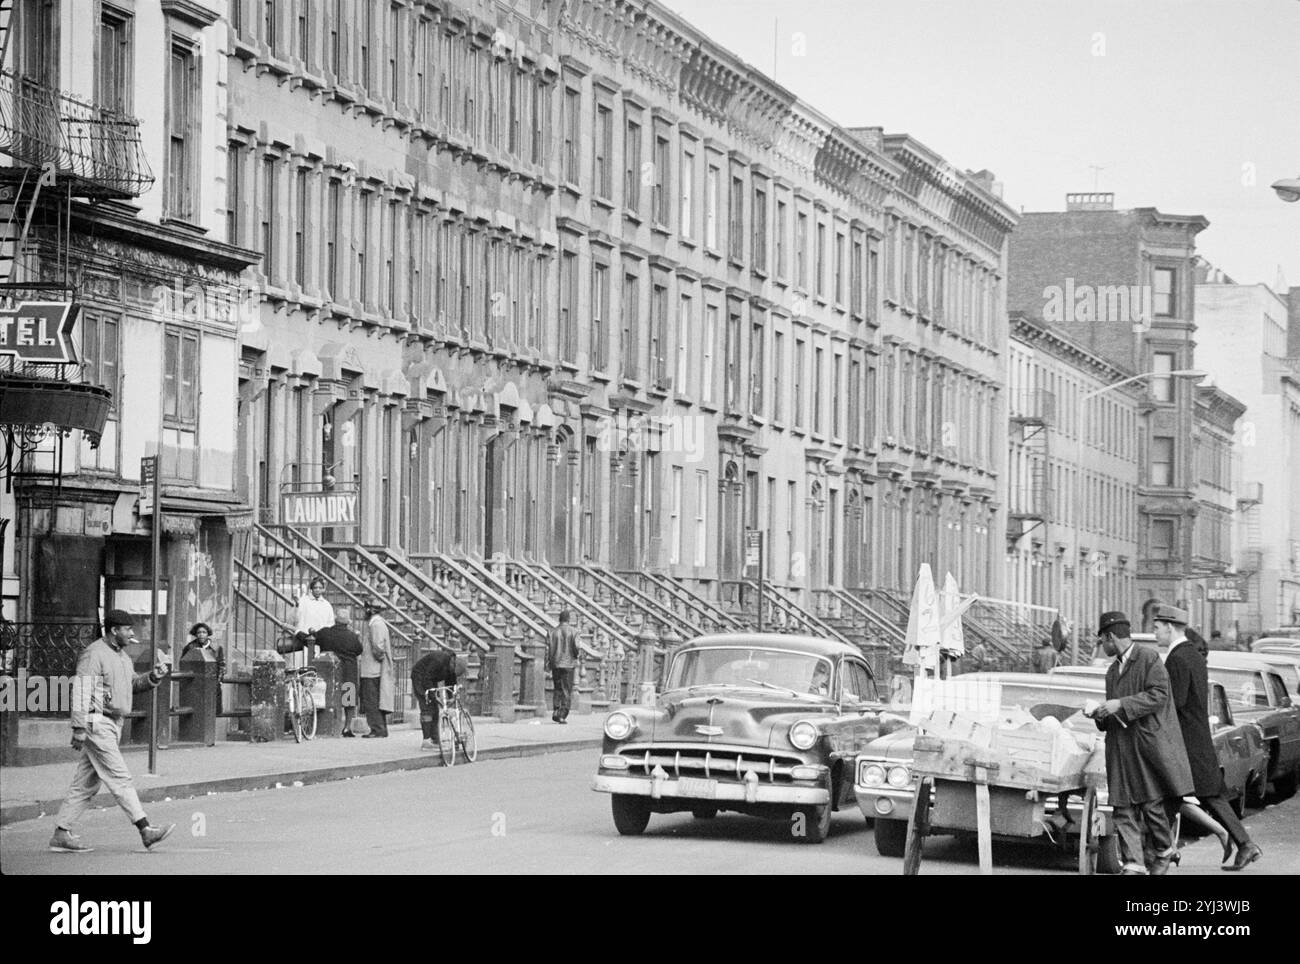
0, 375, 112, 439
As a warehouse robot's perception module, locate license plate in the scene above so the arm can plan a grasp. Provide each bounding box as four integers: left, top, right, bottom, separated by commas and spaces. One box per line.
677, 777, 717, 799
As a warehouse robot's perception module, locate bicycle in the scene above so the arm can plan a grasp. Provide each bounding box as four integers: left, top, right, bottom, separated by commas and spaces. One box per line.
285, 667, 318, 743
426, 683, 476, 766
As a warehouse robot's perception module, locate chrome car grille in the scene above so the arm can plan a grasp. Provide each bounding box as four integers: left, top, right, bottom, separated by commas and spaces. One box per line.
614, 744, 808, 782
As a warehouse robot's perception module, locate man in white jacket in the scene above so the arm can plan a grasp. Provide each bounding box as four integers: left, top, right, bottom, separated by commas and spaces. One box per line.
49, 610, 175, 853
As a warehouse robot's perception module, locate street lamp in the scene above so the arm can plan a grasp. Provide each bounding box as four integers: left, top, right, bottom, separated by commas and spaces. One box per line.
1068, 368, 1208, 663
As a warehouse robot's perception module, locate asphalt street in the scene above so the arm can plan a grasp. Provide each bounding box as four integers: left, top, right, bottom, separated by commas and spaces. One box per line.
3, 749, 1297, 874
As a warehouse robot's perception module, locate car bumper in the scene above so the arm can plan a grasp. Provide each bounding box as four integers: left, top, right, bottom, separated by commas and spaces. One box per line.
593, 773, 830, 805
855, 786, 916, 822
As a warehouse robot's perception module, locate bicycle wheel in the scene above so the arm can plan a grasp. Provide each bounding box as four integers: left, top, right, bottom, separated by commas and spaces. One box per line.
299, 686, 317, 741
288, 681, 306, 744
455, 707, 477, 762
438, 710, 457, 766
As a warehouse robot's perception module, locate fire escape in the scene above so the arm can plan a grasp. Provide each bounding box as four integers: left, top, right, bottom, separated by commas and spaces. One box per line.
0, 0, 154, 481
1007, 389, 1055, 547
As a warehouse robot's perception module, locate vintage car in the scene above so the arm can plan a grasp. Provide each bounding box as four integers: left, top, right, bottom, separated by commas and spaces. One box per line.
856, 672, 1268, 869
591, 634, 886, 843
1206, 652, 1300, 799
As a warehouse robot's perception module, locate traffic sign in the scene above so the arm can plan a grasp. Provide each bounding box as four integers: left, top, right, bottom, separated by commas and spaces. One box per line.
0, 302, 78, 363
139, 457, 156, 517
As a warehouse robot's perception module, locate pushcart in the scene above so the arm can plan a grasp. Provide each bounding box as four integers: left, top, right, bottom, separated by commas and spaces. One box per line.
901, 733, 1116, 875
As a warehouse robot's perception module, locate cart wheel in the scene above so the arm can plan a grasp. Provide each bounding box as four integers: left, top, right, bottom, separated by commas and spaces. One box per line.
902, 777, 932, 875
1078, 785, 1103, 875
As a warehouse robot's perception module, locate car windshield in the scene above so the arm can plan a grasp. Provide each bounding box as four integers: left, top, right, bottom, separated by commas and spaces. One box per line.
1208, 669, 1272, 709
667, 647, 833, 697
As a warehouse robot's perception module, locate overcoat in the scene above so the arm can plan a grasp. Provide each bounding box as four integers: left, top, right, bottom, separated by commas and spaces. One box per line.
1164, 640, 1224, 797
1096, 643, 1194, 806
360, 614, 397, 713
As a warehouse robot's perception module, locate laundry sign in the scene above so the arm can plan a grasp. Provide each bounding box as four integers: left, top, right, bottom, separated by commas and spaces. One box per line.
281, 490, 359, 529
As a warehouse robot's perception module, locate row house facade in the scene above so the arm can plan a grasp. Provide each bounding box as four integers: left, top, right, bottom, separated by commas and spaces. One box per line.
1, 1, 258, 658
225, 0, 1015, 657
1006, 313, 1142, 641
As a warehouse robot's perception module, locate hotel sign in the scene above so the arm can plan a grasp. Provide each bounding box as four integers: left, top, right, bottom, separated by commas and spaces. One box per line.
0, 302, 78, 363
1206, 577, 1248, 604
281, 488, 360, 530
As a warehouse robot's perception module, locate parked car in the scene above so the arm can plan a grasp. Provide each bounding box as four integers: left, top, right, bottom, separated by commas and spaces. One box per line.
1246, 652, 1300, 695
1251, 638, 1300, 659
592, 634, 887, 843
1206, 652, 1300, 799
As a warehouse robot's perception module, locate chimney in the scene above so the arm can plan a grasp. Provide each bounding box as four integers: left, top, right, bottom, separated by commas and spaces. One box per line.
1065, 192, 1115, 211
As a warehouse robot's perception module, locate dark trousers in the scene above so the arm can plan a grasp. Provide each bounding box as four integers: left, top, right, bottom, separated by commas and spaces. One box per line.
552, 667, 574, 720
359, 677, 388, 737
1114, 798, 1178, 872
1201, 794, 1252, 847
415, 687, 438, 740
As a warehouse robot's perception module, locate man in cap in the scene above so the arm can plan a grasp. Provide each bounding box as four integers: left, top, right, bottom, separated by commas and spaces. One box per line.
49, 610, 175, 853
1087, 610, 1193, 874
1156, 604, 1263, 870
359, 602, 395, 738
411, 649, 471, 751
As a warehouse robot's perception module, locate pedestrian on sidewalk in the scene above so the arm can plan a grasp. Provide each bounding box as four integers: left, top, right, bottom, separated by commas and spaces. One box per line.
1086, 610, 1193, 875
181, 622, 225, 714
411, 649, 470, 750
546, 610, 580, 724
293, 578, 335, 668
1158, 605, 1263, 871
314, 609, 363, 737
360, 602, 395, 738
48, 610, 175, 854
1031, 637, 1059, 674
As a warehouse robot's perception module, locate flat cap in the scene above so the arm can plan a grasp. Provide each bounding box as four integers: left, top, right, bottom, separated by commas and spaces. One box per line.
1097, 611, 1129, 635
104, 609, 135, 629
1153, 604, 1189, 625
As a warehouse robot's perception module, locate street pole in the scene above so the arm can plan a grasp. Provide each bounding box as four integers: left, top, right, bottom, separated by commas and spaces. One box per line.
757, 532, 764, 633
146, 455, 161, 776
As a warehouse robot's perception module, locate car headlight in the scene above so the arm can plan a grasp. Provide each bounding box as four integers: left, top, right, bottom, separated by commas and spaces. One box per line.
887, 765, 911, 788
861, 763, 886, 787
788, 720, 819, 750
604, 711, 635, 741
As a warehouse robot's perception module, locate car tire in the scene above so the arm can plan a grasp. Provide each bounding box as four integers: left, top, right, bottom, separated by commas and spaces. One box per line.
611, 794, 651, 836
691, 806, 718, 819
1096, 835, 1122, 875
874, 817, 908, 857
1269, 769, 1298, 801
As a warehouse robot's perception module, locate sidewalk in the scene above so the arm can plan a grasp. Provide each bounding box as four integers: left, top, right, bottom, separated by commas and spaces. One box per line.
0, 715, 604, 825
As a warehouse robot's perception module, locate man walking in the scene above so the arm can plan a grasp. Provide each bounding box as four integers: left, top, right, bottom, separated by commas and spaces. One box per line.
359, 603, 395, 738
1157, 605, 1263, 870
1031, 637, 1059, 674
48, 610, 175, 853
1087, 611, 1193, 875
546, 610, 580, 724
411, 649, 470, 750
314, 609, 363, 737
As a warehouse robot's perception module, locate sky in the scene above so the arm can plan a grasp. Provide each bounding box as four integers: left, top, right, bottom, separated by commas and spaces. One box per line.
664, 0, 1300, 288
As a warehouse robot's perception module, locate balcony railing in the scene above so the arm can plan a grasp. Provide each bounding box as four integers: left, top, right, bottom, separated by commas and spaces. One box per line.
0, 70, 154, 198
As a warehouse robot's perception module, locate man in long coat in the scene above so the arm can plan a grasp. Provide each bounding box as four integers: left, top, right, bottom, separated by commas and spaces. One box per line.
1088, 611, 1193, 875
1157, 605, 1263, 870
359, 603, 396, 738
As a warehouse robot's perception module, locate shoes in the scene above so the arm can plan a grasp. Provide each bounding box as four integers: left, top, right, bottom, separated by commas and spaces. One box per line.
1148, 856, 1172, 876
558, 718, 568, 725
140, 823, 175, 850
552, 714, 561, 723
341, 730, 355, 738
1120, 863, 1148, 876
1218, 833, 1234, 864
362, 733, 380, 738
49, 828, 93, 853
1225, 842, 1262, 871
421, 738, 435, 750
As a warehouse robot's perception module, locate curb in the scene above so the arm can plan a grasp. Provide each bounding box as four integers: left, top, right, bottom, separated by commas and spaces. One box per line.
0, 737, 601, 826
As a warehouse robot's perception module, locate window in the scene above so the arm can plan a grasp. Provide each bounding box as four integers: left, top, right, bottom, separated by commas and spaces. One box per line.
851, 236, 863, 316
162, 328, 199, 481
676, 293, 691, 390
294, 168, 308, 287
670, 466, 683, 565
623, 118, 641, 211
651, 281, 668, 384
848, 357, 861, 446
1151, 351, 1174, 402
705, 165, 720, 248
786, 481, 797, 579
386, 5, 398, 100
594, 103, 613, 199
1151, 518, 1175, 560
326, 179, 341, 295
766, 477, 776, 578
79, 312, 120, 471
383, 200, 397, 314
591, 261, 609, 371
166, 41, 198, 221
329, 0, 342, 75
562, 86, 581, 186
813, 346, 825, 433
297, 0, 311, 65
725, 308, 741, 410
772, 330, 785, 423
560, 247, 578, 363
1154, 267, 1176, 317
796, 212, 808, 288
728, 174, 744, 258
653, 130, 671, 227
679, 142, 696, 240
701, 305, 717, 404
226, 142, 242, 245
834, 231, 845, 305
263, 0, 276, 51
794, 338, 806, 427
1152, 436, 1174, 486
98, 5, 132, 114
775, 199, 788, 279
622, 269, 640, 380
832, 353, 842, 437
260, 155, 277, 280
357, 189, 371, 305
815, 221, 826, 299
694, 470, 708, 567
752, 185, 767, 271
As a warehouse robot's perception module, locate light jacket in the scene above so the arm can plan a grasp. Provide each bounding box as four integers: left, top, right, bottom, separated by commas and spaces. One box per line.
71, 637, 158, 731
360, 614, 396, 712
